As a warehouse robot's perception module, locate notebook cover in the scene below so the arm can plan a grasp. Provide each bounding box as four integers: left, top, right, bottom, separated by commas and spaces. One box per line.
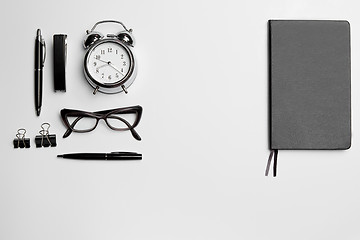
269, 20, 351, 150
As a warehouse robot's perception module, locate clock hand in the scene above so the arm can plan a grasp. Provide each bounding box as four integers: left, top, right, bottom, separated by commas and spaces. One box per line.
108, 62, 125, 76
94, 58, 125, 76
96, 63, 109, 70
94, 57, 110, 64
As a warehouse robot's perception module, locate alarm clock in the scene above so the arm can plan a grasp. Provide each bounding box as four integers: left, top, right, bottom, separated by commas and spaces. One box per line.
83, 20, 137, 94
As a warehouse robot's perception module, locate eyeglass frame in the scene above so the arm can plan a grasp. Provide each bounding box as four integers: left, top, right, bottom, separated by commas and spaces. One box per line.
60, 105, 142, 140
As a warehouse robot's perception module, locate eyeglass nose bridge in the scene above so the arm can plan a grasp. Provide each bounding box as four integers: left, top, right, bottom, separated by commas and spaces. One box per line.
89, 114, 111, 130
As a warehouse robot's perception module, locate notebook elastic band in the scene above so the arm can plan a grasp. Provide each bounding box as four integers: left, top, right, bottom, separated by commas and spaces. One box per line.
265, 149, 278, 177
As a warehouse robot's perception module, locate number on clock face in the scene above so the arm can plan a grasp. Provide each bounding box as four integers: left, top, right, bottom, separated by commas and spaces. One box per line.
87, 41, 131, 84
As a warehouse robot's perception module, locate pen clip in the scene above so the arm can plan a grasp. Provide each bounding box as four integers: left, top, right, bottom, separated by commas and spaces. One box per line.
42, 39, 46, 66
64, 37, 67, 66
111, 151, 139, 155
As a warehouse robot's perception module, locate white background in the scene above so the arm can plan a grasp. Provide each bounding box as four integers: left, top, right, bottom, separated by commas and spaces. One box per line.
1, 0, 359, 239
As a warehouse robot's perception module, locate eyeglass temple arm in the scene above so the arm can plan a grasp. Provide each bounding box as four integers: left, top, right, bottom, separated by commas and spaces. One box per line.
109, 116, 141, 141
94, 107, 140, 116
63, 116, 83, 138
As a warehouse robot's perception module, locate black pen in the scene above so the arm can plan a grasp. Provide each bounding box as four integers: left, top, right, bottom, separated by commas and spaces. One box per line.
57, 152, 142, 160
35, 29, 45, 116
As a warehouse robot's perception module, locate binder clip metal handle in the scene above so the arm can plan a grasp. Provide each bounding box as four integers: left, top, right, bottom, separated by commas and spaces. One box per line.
13, 128, 30, 148
35, 123, 57, 148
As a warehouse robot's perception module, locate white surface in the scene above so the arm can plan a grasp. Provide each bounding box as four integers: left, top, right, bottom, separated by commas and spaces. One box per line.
1, 0, 360, 239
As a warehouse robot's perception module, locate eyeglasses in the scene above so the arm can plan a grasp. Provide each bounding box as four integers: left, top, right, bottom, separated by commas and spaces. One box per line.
60, 106, 142, 140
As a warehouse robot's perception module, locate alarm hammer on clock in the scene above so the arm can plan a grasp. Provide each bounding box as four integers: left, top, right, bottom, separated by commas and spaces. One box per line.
83, 20, 137, 95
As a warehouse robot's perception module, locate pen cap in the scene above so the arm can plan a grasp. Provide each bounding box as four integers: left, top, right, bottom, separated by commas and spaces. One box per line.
53, 34, 67, 92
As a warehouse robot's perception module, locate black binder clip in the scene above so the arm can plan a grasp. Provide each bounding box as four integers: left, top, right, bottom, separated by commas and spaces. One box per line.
13, 128, 30, 148
35, 123, 57, 148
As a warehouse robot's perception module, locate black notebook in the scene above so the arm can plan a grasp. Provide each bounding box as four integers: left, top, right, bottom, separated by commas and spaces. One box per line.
267, 20, 351, 176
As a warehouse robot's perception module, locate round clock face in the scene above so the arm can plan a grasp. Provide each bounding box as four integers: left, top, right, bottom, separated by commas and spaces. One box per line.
85, 40, 132, 85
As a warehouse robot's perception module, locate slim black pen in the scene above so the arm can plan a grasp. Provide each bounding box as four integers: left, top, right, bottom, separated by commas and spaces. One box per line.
35, 29, 45, 116
57, 152, 142, 160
